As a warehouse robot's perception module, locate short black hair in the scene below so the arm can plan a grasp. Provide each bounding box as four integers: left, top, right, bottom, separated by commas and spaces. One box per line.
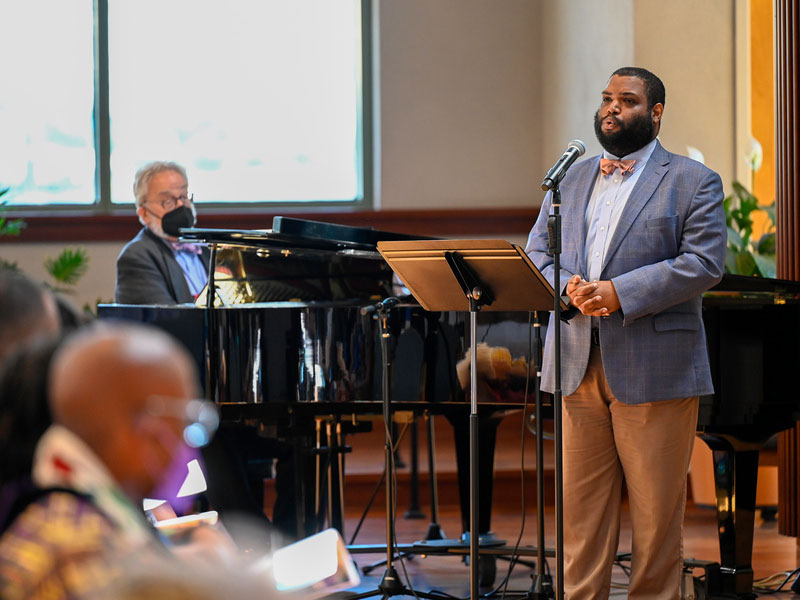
0, 270, 56, 364
611, 66, 666, 109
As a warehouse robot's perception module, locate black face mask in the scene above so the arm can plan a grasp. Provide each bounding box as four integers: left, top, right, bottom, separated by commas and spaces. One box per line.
161, 205, 196, 237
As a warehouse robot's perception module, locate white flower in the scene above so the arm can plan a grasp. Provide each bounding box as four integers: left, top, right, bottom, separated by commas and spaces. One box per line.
746, 137, 763, 172
686, 145, 705, 165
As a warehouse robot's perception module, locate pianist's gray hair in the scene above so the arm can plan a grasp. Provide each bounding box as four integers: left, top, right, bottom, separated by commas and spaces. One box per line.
132, 161, 188, 209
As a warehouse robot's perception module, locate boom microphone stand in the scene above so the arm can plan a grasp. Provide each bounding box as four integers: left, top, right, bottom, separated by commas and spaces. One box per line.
349, 298, 441, 600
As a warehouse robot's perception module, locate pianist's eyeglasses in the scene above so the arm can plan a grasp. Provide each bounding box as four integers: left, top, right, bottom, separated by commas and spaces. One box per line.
159, 194, 194, 212
145, 396, 219, 448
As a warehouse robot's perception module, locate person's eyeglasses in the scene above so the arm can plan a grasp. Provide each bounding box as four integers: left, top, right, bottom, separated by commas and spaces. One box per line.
158, 193, 193, 212
145, 396, 219, 448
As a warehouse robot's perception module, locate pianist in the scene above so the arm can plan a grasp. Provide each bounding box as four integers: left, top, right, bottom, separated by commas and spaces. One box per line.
525, 67, 726, 599
115, 161, 209, 305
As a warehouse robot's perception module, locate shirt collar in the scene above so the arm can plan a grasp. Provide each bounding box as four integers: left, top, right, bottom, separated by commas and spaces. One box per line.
602, 138, 659, 173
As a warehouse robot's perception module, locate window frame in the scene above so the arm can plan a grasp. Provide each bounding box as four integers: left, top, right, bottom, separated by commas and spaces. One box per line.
4, 0, 373, 216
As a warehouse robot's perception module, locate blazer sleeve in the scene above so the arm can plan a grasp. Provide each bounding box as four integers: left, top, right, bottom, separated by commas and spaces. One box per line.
524, 191, 580, 320
611, 167, 726, 324
115, 244, 179, 305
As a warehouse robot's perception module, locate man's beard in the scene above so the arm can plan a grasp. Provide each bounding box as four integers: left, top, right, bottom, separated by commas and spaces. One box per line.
594, 110, 656, 158
146, 204, 197, 240
149, 219, 169, 240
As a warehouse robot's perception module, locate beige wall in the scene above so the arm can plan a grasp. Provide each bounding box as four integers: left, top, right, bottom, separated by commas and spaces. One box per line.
377, 0, 541, 210
536, 0, 634, 165
633, 0, 736, 188
1, 0, 740, 308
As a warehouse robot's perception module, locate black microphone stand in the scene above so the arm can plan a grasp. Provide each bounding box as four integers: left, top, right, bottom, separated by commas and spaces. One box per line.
545, 185, 565, 600
528, 310, 554, 599
349, 300, 441, 600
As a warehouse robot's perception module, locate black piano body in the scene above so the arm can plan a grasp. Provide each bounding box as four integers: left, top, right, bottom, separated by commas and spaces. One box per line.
697, 274, 800, 598
99, 219, 489, 539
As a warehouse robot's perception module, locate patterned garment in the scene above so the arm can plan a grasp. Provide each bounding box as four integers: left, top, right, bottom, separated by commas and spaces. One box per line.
0, 490, 127, 599
0, 426, 165, 599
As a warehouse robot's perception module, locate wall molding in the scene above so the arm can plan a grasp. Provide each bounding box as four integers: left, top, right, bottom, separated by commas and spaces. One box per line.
0, 207, 541, 244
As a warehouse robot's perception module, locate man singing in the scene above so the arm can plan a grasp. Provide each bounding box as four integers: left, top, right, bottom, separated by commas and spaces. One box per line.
526, 67, 726, 599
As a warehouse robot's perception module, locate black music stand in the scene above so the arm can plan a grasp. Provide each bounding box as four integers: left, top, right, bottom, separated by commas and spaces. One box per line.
377, 239, 567, 600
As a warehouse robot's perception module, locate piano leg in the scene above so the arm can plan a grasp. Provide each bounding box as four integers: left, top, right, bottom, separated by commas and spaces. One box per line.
698, 433, 761, 599
449, 411, 503, 536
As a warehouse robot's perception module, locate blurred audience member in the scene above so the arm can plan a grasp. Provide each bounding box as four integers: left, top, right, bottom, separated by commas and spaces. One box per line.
0, 270, 60, 366
0, 338, 63, 530
0, 323, 229, 599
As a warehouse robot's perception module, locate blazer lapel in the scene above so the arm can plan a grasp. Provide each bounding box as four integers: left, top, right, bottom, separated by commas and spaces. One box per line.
565, 158, 600, 276
602, 142, 670, 270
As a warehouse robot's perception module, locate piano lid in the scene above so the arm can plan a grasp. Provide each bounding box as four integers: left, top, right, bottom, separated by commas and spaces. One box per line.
185, 217, 431, 305
703, 273, 800, 305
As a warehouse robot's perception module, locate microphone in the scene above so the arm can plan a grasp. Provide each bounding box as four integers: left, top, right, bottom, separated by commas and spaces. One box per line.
541, 140, 586, 191
361, 297, 399, 315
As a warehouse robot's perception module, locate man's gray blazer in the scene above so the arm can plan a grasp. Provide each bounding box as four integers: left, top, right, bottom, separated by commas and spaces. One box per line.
525, 141, 726, 404
115, 227, 210, 305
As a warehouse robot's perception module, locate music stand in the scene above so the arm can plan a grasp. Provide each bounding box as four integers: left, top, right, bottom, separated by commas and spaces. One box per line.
377, 239, 567, 600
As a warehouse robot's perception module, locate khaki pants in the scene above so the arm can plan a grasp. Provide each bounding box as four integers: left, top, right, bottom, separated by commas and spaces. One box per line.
562, 346, 698, 600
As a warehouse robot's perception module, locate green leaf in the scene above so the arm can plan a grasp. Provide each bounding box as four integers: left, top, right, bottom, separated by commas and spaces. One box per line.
0, 216, 26, 237
724, 247, 739, 274
0, 188, 8, 199
44, 248, 89, 287
732, 181, 757, 206
0, 199, 27, 238
0, 258, 19, 271
723, 195, 734, 228
726, 226, 745, 251
762, 203, 776, 229
753, 252, 776, 279
733, 250, 756, 276
755, 232, 776, 256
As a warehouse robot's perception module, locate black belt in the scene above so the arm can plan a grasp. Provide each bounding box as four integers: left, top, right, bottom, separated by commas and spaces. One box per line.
591, 328, 600, 346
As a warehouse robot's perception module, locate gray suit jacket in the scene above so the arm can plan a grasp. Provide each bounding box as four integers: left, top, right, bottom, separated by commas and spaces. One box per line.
115, 227, 210, 305
525, 141, 726, 404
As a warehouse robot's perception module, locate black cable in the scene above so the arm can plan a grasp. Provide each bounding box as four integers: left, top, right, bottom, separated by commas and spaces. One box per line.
752, 566, 800, 593
384, 418, 422, 600
494, 312, 536, 600
347, 422, 410, 546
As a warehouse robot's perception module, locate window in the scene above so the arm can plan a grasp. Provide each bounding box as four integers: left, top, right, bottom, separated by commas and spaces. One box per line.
0, 1, 96, 206
0, 1, 370, 210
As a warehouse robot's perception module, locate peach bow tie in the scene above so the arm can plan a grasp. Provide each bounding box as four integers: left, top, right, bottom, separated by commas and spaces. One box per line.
600, 158, 636, 176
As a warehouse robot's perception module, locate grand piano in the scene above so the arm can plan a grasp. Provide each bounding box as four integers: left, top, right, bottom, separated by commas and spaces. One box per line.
98, 219, 800, 598
98, 218, 512, 542
695, 274, 800, 598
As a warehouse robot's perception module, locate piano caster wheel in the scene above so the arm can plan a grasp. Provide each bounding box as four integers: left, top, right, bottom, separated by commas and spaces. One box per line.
690, 576, 706, 600
478, 555, 497, 588
760, 507, 778, 522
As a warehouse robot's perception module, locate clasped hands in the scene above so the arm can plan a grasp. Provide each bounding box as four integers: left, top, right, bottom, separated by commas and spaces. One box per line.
566, 274, 621, 317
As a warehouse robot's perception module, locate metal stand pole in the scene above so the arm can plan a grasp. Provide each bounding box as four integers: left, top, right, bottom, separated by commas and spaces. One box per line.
547, 186, 565, 600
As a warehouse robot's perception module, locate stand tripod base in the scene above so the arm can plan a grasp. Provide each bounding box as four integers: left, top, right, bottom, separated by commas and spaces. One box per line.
347, 565, 451, 600
526, 573, 555, 600
423, 522, 446, 541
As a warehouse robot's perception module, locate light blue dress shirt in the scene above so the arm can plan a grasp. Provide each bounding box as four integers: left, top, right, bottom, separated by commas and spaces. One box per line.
584, 138, 658, 282
172, 248, 208, 298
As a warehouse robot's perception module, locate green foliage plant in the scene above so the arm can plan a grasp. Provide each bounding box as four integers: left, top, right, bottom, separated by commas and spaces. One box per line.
723, 181, 776, 278
0, 188, 90, 292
